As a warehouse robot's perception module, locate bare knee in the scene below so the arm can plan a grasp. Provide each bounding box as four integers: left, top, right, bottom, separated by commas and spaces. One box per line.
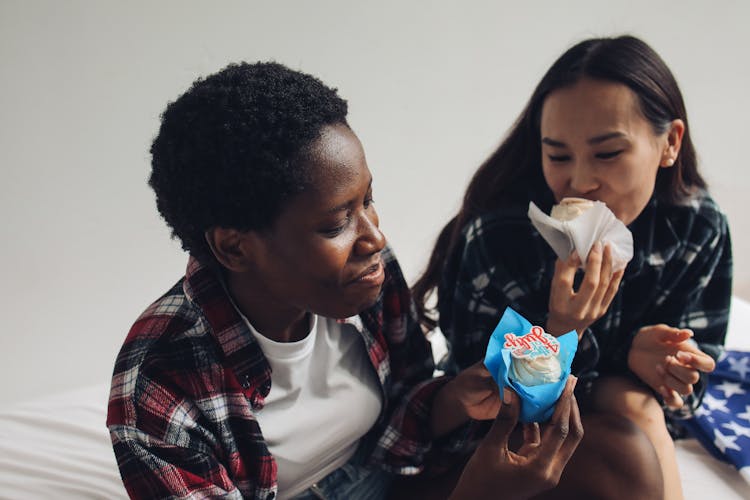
537, 413, 663, 500
593, 377, 674, 452
592, 413, 664, 498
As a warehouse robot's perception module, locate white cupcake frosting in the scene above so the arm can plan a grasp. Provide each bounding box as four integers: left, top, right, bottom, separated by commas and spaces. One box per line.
504, 325, 563, 386
550, 197, 594, 222
510, 354, 562, 386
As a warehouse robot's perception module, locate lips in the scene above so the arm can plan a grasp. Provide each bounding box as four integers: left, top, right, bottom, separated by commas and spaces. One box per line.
349, 258, 385, 286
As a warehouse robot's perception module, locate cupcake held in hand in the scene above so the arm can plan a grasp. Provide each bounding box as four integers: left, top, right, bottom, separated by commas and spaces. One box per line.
484, 307, 578, 422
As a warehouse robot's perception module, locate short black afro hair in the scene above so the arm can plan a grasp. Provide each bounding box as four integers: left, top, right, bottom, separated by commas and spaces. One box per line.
149, 61, 349, 261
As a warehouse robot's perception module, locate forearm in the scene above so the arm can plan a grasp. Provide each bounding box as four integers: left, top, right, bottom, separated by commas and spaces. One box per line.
111, 426, 244, 499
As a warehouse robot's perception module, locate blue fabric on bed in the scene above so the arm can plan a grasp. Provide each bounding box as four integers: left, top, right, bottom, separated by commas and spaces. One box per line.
684, 349, 750, 482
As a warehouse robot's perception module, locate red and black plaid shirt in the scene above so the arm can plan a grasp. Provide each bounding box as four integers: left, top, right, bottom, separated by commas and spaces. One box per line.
107, 246, 461, 499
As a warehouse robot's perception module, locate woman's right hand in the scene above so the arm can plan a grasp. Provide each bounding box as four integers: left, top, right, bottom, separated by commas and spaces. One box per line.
547, 242, 623, 337
449, 376, 582, 500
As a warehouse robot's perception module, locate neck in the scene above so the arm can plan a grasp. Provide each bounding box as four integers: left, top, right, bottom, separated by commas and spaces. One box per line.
226, 272, 310, 343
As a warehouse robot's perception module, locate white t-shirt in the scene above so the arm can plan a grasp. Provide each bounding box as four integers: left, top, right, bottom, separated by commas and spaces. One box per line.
239, 312, 383, 499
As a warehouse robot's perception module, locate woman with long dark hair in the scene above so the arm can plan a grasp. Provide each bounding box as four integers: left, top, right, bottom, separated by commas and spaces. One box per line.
415, 35, 730, 499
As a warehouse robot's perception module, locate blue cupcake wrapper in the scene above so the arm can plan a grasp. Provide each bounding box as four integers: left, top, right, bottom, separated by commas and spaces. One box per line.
484, 307, 579, 423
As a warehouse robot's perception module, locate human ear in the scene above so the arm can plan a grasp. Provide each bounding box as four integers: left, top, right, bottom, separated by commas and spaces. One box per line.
204, 227, 254, 273
660, 119, 685, 167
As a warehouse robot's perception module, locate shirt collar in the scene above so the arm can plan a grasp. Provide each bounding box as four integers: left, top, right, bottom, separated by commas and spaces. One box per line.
181, 257, 376, 409
182, 256, 273, 409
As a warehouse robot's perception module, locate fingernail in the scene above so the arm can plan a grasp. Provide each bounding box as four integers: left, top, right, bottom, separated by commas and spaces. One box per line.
676, 351, 691, 362
655, 364, 665, 376
503, 387, 512, 405
593, 241, 602, 252
569, 375, 578, 389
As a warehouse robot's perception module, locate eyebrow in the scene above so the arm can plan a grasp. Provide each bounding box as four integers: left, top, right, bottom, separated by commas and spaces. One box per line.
325, 177, 373, 214
541, 132, 627, 148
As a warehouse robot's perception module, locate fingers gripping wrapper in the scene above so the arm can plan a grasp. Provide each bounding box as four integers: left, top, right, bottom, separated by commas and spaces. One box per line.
484, 307, 578, 423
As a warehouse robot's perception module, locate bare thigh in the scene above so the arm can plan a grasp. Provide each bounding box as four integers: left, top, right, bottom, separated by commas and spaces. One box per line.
533, 411, 663, 500
590, 376, 668, 431
388, 410, 663, 500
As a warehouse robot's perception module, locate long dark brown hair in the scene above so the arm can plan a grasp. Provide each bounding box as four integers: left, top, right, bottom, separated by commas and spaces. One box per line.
413, 35, 705, 330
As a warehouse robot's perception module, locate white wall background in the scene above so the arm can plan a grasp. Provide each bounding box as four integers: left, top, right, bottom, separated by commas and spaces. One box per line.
1, 0, 748, 405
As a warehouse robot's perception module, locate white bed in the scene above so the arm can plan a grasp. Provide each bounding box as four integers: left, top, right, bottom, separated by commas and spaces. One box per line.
2, 300, 750, 499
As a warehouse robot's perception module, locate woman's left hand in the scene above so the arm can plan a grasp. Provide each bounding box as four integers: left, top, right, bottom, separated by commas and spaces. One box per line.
430, 362, 500, 437
451, 361, 502, 421
628, 324, 716, 409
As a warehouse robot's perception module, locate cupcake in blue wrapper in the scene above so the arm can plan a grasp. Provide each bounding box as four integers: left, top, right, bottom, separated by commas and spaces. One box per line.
484, 307, 578, 423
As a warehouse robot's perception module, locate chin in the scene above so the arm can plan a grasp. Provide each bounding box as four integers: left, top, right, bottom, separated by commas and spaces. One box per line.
338, 288, 383, 318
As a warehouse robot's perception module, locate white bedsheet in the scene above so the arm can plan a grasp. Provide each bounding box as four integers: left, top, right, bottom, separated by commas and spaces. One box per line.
0, 298, 749, 499
676, 438, 750, 499
0, 384, 127, 499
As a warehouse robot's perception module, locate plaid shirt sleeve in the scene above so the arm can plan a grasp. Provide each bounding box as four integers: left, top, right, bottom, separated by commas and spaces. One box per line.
108, 348, 250, 498
109, 424, 245, 500
644, 199, 732, 419
365, 245, 479, 474
596, 196, 732, 420
107, 284, 277, 500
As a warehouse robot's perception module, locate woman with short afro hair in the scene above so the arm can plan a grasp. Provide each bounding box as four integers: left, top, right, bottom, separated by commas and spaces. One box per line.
107, 61, 582, 499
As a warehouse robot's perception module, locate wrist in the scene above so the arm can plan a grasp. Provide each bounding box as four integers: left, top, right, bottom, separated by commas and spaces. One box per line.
546, 315, 570, 336
430, 378, 469, 437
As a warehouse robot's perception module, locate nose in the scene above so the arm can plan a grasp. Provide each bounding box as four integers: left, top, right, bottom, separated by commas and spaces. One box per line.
354, 208, 386, 256
569, 161, 599, 194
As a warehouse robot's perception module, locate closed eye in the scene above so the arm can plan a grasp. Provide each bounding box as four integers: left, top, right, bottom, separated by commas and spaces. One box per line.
548, 155, 571, 163
596, 150, 623, 160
